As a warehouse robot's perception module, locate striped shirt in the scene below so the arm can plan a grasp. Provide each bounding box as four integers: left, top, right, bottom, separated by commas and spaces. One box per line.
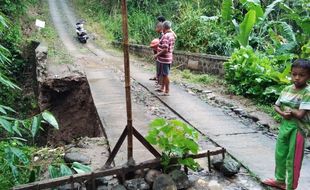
157, 31, 175, 64
276, 85, 310, 135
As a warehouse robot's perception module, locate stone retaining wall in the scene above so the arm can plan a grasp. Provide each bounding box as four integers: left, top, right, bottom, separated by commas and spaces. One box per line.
113, 42, 229, 75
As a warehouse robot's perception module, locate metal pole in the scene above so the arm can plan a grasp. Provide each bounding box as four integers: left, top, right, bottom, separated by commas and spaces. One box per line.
120, 0, 133, 160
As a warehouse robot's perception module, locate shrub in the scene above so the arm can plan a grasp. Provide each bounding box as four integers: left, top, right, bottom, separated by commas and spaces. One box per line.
224, 46, 291, 104
146, 118, 199, 172
175, 4, 235, 55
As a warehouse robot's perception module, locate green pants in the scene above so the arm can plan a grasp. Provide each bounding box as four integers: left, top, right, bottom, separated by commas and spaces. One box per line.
275, 120, 305, 190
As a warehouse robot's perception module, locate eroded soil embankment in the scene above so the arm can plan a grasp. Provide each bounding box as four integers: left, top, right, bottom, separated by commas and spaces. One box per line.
35, 43, 104, 146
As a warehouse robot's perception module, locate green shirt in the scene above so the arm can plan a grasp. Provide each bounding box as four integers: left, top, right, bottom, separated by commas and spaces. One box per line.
275, 85, 310, 135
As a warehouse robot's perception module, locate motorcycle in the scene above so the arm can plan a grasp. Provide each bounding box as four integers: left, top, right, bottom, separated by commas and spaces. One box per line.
76, 22, 89, 43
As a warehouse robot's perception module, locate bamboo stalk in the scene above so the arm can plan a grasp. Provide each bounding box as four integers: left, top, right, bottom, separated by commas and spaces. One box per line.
120, 0, 133, 160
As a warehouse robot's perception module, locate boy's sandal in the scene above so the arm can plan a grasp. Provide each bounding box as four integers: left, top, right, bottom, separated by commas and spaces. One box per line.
149, 77, 157, 81
262, 178, 286, 190
158, 92, 170, 96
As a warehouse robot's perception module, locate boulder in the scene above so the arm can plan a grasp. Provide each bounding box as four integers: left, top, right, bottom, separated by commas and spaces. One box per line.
145, 169, 162, 184
97, 186, 108, 190
124, 178, 150, 190
85, 177, 108, 190
58, 182, 81, 190
111, 185, 127, 190
64, 152, 91, 165
220, 158, 241, 177
108, 177, 120, 187
211, 155, 223, 171
153, 174, 177, 190
168, 170, 191, 189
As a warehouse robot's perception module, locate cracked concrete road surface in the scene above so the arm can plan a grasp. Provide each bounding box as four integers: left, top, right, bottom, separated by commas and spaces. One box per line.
48, 0, 310, 189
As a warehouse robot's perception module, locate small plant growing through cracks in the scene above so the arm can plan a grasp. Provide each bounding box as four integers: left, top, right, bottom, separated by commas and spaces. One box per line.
146, 118, 200, 172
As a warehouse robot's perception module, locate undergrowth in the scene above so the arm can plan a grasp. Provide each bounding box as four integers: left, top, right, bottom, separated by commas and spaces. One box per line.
24, 0, 73, 65
172, 69, 223, 86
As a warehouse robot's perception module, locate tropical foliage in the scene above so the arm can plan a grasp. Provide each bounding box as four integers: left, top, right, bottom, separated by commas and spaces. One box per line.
146, 118, 200, 172
48, 162, 91, 179
74, 0, 309, 105
224, 46, 291, 103
1, 1, 60, 188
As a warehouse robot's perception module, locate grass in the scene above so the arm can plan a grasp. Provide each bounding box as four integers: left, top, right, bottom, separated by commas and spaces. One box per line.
171, 69, 225, 86
22, 0, 73, 65
69, 0, 117, 51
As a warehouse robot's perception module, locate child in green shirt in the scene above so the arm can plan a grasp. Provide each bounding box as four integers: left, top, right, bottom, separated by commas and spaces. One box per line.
263, 59, 310, 190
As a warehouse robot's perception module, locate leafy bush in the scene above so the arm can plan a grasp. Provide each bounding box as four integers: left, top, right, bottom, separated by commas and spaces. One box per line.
128, 11, 155, 44
0, 9, 59, 188
301, 41, 310, 59
146, 118, 199, 172
174, 3, 235, 55
48, 162, 91, 179
224, 46, 291, 104
0, 141, 36, 188
0, 108, 59, 188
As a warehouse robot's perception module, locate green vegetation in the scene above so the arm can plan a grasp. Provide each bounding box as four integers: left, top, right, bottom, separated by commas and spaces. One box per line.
0, 1, 64, 189
73, 0, 308, 102
48, 162, 91, 178
24, 0, 73, 65
146, 118, 200, 172
0, 109, 59, 188
172, 69, 224, 86
223, 0, 309, 104
72, 0, 309, 56
1, 0, 307, 185
0, 1, 35, 114
225, 46, 291, 104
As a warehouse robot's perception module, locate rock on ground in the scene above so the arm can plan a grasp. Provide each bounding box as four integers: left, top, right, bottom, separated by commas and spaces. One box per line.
57, 182, 81, 190
124, 178, 150, 190
64, 152, 91, 165
220, 158, 241, 177
145, 169, 162, 185
111, 185, 127, 190
211, 155, 224, 171
85, 177, 108, 189
168, 170, 191, 189
153, 174, 177, 190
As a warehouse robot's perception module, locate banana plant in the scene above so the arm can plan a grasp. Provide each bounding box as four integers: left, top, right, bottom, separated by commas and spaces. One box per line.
237, 9, 257, 47
224, 0, 262, 47
221, 0, 234, 22
260, 0, 284, 24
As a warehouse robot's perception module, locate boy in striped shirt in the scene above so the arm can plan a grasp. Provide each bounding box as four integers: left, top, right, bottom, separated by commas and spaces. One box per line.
263, 59, 310, 190
154, 21, 176, 96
